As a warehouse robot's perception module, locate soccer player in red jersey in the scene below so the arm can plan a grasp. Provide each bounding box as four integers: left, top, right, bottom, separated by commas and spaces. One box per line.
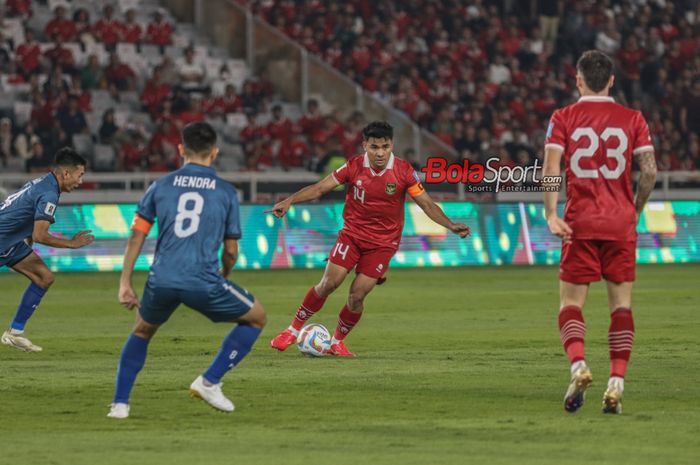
267, 121, 470, 357
543, 51, 657, 414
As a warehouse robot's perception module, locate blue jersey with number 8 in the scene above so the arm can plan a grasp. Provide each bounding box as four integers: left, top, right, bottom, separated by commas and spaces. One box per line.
136, 163, 240, 289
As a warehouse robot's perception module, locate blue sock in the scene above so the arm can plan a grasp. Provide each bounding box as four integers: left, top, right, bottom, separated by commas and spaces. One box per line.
10, 283, 47, 331
113, 334, 150, 404
203, 324, 262, 384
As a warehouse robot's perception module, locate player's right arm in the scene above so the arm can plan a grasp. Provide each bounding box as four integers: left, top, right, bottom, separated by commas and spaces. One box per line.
543, 146, 573, 243
119, 216, 150, 310
120, 182, 157, 310
265, 174, 339, 218
543, 111, 573, 243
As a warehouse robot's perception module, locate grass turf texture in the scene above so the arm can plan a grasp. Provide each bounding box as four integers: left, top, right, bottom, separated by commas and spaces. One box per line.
1, 265, 698, 465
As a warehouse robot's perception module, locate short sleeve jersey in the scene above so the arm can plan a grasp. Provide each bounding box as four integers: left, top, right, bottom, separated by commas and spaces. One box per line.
0, 173, 60, 251
136, 163, 241, 289
332, 153, 425, 248
545, 96, 654, 241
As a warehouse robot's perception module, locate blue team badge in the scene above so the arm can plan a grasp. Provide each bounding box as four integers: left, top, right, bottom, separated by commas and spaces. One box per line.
546, 121, 554, 139
385, 183, 396, 195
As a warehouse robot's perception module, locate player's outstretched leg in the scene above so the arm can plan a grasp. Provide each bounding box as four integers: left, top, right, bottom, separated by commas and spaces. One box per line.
2, 253, 54, 353
271, 262, 348, 352
108, 316, 159, 419
192, 299, 266, 412
603, 307, 635, 414
271, 286, 326, 351
559, 305, 592, 412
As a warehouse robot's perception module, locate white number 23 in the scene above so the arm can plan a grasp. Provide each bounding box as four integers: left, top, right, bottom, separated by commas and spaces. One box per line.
570, 127, 627, 179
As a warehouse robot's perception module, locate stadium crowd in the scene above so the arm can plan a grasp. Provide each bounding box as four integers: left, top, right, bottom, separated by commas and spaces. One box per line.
245, 0, 700, 172
0, 0, 698, 174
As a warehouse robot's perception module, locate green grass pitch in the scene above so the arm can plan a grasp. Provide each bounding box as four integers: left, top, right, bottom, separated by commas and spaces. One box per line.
1, 265, 699, 465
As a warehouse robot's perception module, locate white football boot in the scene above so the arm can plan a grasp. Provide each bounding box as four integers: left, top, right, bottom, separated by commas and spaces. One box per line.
107, 403, 130, 419
189, 375, 234, 412
1, 330, 43, 352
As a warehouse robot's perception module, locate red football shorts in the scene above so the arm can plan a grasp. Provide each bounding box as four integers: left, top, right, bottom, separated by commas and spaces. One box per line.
328, 230, 396, 279
560, 239, 636, 284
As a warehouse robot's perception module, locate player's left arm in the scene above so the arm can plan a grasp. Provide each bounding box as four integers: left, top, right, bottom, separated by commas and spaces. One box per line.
221, 238, 238, 277
633, 150, 657, 219
631, 112, 657, 221
412, 190, 470, 238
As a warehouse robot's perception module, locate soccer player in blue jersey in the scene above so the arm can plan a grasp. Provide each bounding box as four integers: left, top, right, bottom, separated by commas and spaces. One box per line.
1, 148, 94, 352
108, 122, 267, 419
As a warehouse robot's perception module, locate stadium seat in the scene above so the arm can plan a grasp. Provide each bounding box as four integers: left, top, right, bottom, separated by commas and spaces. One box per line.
13, 102, 33, 126
93, 144, 116, 171
72, 134, 95, 159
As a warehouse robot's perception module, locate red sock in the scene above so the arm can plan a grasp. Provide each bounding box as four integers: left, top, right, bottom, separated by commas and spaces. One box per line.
609, 307, 635, 378
290, 287, 327, 330
558, 305, 585, 364
333, 305, 362, 341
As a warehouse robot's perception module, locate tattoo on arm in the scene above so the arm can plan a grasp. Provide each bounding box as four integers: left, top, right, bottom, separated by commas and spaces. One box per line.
634, 151, 657, 214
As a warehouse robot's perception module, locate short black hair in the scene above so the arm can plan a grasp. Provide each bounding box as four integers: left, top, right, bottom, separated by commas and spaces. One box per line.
577, 50, 614, 93
182, 122, 217, 154
54, 147, 87, 167
362, 121, 393, 141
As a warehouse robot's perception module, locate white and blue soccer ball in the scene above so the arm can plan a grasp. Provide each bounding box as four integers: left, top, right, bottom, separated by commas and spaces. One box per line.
297, 323, 331, 357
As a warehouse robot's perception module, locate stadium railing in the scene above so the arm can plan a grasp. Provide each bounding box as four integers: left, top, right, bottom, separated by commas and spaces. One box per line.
1, 171, 698, 204
161, 0, 457, 162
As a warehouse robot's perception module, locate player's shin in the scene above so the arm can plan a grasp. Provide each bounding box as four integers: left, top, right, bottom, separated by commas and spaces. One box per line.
203, 323, 261, 384
9, 283, 47, 332
558, 305, 586, 365
609, 308, 635, 379
290, 286, 327, 333
113, 333, 150, 403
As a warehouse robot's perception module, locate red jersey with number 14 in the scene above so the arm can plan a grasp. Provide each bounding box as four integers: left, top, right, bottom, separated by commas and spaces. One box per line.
332, 153, 425, 248
545, 96, 654, 241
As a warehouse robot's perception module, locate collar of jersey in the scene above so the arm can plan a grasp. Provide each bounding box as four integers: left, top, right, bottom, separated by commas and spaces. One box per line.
49, 172, 60, 195
363, 152, 395, 176
578, 96, 615, 103
184, 162, 215, 171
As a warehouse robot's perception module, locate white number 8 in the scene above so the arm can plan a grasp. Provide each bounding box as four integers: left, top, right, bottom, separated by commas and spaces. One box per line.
570, 127, 628, 179
174, 192, 204, 238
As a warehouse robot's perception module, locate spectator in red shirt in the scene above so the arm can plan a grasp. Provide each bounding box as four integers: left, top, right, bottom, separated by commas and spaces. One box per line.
44, 6, 77, 42
298, 98, 323, 139
146, 10, 173, 48
141, 65, 172, 116
105, 52, 136, 91
278, 133, 310, 170
93, 4, 124, 50
15, 28, 41, 76
68, 75, 91, 113
267, 104, 294, 142
121, 9, 142, 45
5, 0, 32, 19
45, 38, 76, 73
73, 8, 95, 46
175, 95, 206, 126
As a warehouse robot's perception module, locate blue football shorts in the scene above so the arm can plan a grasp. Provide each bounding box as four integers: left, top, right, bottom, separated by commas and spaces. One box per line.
0, 241, 33, 268
139, 278, 255, 325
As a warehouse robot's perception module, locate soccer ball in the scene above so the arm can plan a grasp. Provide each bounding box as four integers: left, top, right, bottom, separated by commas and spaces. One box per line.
297, 324, 331, 357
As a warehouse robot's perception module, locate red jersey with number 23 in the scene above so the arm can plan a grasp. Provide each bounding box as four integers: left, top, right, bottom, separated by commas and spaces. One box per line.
332, 153, 425, 248
544, 96, 654, 241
